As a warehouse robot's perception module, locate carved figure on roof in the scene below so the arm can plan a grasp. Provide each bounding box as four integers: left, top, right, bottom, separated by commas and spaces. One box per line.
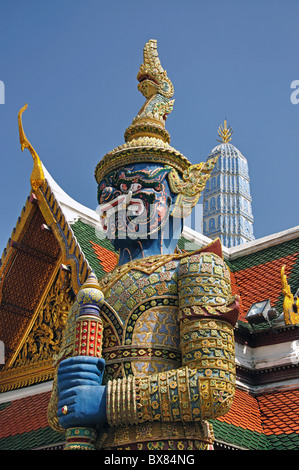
281, 265, 299, 325
48, 40, 239, 451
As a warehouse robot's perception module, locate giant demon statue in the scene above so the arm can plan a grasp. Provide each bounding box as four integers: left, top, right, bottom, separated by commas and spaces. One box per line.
48, 40, 239, 451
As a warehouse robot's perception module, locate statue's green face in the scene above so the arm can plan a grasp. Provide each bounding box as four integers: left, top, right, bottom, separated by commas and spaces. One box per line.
97, 163, 176, 242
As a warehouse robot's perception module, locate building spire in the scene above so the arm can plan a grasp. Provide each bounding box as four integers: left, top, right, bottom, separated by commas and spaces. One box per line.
202, 119, 254, 248
217, 119, 233, 143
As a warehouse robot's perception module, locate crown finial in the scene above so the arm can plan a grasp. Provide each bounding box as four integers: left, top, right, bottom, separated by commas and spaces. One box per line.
124, 39, 174, 145
217, 119, 233, 143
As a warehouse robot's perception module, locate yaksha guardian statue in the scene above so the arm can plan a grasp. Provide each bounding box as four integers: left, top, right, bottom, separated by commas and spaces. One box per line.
48, 40, 239, 450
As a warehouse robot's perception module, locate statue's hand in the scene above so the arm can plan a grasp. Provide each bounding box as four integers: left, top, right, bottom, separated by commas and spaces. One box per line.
57, 356, 107, 429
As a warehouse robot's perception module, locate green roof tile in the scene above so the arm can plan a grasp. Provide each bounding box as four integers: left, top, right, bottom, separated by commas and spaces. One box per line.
211, 420, 269, 450
0, 426, 63, 450
71, 219, 117, 280
229, 237, 299, 273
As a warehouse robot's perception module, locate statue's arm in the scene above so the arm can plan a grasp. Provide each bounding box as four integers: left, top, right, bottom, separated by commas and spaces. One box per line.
107, 321, 236, 426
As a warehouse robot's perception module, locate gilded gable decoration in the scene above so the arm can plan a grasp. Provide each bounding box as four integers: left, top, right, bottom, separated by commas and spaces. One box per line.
13, 269, 74, 367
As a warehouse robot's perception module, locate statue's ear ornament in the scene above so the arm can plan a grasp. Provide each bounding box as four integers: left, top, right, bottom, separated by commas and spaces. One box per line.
168, 156, 218, 218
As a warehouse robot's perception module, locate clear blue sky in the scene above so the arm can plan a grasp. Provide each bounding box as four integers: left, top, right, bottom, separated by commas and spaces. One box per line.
0, 0, 298, 253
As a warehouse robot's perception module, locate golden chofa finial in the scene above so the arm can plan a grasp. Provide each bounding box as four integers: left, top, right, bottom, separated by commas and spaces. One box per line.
18, 104, 45, 191
217, 119, 233, 143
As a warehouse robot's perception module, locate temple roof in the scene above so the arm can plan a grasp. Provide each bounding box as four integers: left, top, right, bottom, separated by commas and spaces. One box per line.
1, 165, 298, 358
230, 235, 299, 322
0, 150, 299, 449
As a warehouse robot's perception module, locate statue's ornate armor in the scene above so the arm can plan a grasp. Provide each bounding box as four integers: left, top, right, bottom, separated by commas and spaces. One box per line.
49, 241, 238, 450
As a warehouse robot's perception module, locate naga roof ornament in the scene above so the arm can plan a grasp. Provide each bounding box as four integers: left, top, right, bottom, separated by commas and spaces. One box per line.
18, 103, 46, 191
95, 40, 218, 216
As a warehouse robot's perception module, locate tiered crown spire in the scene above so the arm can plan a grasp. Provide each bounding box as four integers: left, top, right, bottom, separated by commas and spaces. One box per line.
124, 39, 175, 145
95, 39, 191, 184
94, 40, 218, 218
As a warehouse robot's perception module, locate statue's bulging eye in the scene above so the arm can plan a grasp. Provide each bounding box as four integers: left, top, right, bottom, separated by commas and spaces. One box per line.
130, 183, 142, 192
120, 183, 142, 193
120, 183, 129, 192
154, 183, 163, 192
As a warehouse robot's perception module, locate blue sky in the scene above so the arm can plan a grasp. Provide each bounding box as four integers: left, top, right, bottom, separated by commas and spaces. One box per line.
0, 0, 298, 253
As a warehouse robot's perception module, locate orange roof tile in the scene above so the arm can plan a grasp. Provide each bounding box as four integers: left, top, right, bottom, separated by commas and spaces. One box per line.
231, 254, 298, 321
0, 391, 51, 438
90, 240, 118, 273
217, 389, 264, 433
256, 389, 299, 436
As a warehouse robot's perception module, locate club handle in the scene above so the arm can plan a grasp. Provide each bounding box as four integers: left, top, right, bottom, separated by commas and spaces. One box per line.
64, 313, 104, 450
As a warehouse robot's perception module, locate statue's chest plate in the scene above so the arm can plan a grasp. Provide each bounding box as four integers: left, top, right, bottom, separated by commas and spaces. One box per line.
99, 257, 181, 378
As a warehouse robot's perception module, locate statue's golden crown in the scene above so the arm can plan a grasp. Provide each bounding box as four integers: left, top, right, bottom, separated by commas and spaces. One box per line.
94, 40, 218, 218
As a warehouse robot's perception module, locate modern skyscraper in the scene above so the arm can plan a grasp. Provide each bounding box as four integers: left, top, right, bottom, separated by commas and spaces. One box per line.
202, 121, 254, 247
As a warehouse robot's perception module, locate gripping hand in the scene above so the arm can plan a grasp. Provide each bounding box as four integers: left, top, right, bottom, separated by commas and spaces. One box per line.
57, 356, 107, 429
